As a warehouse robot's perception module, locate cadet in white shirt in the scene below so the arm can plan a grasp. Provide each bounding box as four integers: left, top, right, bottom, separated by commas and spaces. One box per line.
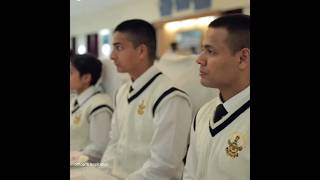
183, 14, 250, 180
101, 19, 193, 180
70, 54, 114, 163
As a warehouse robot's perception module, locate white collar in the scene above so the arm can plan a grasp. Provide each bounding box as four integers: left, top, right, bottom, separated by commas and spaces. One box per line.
76, 86, 98, 105
220, 86, 250, 114
129, 65, 161, 94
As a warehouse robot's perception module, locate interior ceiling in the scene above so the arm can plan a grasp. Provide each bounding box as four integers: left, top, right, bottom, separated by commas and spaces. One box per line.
70, 0, 133, 18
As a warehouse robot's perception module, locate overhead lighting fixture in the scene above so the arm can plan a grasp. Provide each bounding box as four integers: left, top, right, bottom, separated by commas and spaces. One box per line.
77, 45, 86, 54
164, 16, 218, 32
164, 21, 180, 31
196, 16, 217, 27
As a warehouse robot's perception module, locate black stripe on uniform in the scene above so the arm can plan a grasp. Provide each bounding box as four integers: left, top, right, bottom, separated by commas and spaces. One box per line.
209, 100, 250, 137
71, 106, 80, 114
71, 91, 101, 114
128, 72, 162, 103
193, 111, 199, 131
152, 87, 187, 117
89, 104, 114, 116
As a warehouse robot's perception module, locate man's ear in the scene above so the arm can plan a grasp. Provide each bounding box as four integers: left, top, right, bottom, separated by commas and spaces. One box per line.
81, 73, 92, 85
138, 44, 148, 59
239, 48, 250, 70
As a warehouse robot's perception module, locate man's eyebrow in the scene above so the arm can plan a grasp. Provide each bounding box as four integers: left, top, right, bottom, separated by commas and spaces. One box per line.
203, 44, 213, 49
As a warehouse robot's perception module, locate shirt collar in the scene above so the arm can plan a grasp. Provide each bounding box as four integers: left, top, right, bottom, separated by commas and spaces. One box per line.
76, 86, 98, 105
129, 65, 161, 94
219, 86, 250, 114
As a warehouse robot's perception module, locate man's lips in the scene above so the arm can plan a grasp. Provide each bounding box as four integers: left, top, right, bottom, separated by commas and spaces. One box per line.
199, 70, 207, 77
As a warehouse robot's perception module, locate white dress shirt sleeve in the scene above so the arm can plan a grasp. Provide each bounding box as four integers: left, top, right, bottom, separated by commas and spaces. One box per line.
81, 108, 112, 163
126, 96, 192, 180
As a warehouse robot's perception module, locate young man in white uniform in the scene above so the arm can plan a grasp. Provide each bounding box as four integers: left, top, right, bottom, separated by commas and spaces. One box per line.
101, 19, 193, 180
183, 14, 250, 180
70, 54, 114, 163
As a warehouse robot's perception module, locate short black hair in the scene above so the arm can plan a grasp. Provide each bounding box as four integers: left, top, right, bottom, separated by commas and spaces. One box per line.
209, 14, 250, 54
70, 54, 102, 85
114, 19, 157, 61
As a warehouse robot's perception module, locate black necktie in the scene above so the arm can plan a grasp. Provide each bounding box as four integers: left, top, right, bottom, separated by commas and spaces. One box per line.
129, 86, 134, 93
74, 100, 79, 108
213, 104, 228, 123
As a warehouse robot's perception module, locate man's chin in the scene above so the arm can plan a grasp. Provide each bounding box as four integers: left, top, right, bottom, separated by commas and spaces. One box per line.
200, 79, 208, 86
116, 67, 125, 73
200, 79, 213, 88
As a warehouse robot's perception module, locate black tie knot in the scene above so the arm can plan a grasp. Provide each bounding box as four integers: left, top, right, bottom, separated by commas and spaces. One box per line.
129, 86, 134, 93
213, 104, 228, 123
74, 100, 79, 107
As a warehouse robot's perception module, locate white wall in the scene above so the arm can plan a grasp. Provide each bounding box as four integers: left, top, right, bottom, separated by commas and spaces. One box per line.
71, 0, 159, 36
70, 0, 250, 36
212, 0, 250, 11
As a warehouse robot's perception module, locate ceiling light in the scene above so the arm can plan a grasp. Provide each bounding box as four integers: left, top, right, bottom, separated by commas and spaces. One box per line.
77, 45, 86, 54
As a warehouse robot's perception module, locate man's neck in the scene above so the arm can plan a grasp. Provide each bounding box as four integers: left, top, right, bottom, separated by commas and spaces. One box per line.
76, 85, 90, 95
130, 62, 153, 81
220, 82, 249, 102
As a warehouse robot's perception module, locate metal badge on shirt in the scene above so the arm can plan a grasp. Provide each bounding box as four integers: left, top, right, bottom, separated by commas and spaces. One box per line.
137, 100, 146, 115
73, 113, 81, 126
226, 132, 247, 159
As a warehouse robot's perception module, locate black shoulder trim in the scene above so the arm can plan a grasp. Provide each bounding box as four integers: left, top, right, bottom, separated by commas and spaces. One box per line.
152, 87, 187, 117
193, 111, 199, 131
89, 104, 113, 116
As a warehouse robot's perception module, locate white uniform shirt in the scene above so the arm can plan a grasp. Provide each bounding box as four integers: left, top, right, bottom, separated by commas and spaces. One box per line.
183, 86, 250, 180
101, 65, 193, 180
70, 86, 114, 162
